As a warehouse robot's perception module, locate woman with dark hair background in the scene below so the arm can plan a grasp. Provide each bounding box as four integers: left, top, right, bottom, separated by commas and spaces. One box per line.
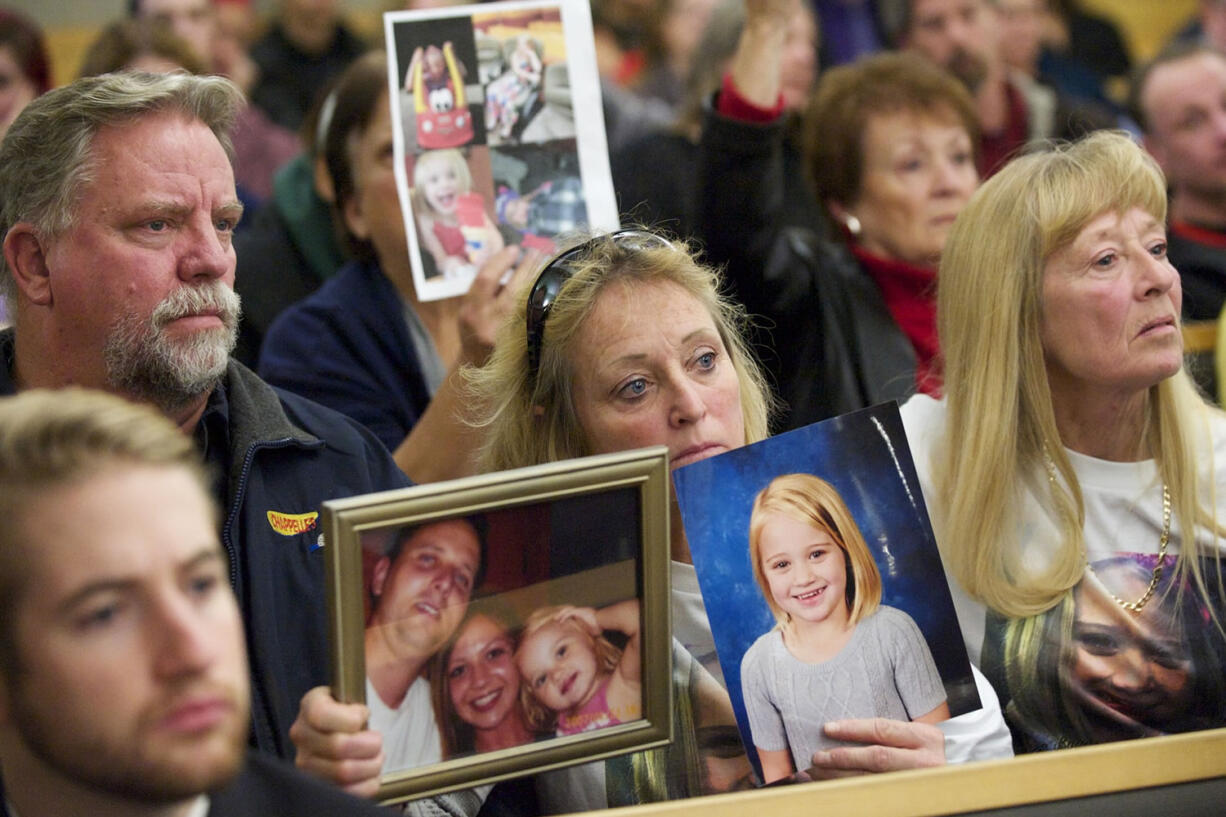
258, 52, 538, 483
0, 8, 48, 326
0, 9, 49, 142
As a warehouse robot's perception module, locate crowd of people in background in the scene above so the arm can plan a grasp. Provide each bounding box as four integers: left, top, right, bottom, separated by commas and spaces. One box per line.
1, 0, 1226, 816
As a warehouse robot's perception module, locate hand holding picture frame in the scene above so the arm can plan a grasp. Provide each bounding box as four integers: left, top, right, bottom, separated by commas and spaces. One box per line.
322, 446, 672, 804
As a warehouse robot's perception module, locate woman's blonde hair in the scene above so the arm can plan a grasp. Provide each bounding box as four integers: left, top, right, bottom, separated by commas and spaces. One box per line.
936, 130, 1222, 618
748, 473, 882, 630
515, 605, 622, 731
465, 230, 774, 471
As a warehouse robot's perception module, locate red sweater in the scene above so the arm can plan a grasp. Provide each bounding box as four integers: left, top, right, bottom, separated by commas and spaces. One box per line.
852, 245, 941, 395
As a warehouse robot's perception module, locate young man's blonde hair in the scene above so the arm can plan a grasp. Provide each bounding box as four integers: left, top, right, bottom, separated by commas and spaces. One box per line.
0, 388, 212, 671
748, 472, 882, 630
935, 130, 1223, 618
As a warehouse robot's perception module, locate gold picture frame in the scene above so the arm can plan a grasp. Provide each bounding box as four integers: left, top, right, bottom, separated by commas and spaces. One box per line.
322, 446, 673, 804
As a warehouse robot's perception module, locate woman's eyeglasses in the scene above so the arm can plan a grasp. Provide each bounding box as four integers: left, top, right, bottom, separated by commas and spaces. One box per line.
525, 230, 671, 377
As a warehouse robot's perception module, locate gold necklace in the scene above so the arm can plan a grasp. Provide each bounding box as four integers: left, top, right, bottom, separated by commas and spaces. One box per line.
1042, 448, 1170, 613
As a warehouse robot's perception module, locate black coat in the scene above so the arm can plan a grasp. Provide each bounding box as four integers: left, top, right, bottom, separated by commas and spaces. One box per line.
697, 104, 916, 431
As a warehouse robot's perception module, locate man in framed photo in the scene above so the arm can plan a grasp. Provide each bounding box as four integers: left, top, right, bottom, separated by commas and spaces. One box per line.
363, 519, 485, 774
0, 388, 392, 817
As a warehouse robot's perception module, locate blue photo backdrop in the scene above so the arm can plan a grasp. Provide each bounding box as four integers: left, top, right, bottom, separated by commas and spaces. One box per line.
673, 402, 980, 774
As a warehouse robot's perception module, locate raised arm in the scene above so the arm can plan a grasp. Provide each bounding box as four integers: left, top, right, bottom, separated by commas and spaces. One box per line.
594, 599, 642, 684
695, 0, 794, 301
394, 246, 539, 482
695, 0, 839, 431
728, 0, 790, 107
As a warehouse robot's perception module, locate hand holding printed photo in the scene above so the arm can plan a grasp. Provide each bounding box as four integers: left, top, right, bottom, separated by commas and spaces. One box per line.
385, 0, 618, 301
673, 402, 980, 784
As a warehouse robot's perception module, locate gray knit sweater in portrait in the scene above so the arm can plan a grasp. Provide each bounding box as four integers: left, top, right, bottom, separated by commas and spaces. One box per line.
739, 605, 947, 772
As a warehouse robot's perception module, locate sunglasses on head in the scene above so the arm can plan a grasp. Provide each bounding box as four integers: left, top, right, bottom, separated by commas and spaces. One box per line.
525, 229, 673, 378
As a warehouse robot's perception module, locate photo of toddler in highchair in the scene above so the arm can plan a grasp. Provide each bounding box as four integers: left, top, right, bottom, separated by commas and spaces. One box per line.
410, 43, 459, 113
405, 41, 474, 150
741, 473, 951, 783
515, 600, 641, 735
485, 34, 543, 142
412, 148, 503, 279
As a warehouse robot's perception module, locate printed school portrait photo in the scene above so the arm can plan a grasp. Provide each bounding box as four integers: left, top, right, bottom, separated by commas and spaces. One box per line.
674, 402, 981, 783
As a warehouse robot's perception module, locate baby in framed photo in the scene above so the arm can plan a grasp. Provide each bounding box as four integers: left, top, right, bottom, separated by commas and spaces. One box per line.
742, 474, 950, 783
516, 600, 642, 736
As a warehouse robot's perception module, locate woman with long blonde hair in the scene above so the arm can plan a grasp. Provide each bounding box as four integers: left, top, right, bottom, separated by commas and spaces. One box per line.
903, 130, 1226, 749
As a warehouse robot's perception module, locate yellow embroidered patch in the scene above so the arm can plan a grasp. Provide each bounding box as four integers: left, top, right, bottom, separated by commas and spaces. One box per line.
266, 510, 319, 536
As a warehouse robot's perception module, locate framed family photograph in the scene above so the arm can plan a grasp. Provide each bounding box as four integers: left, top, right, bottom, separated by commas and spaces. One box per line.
673, 402, 980, 784
322, 446, 672, 804
384, 0, 618, 302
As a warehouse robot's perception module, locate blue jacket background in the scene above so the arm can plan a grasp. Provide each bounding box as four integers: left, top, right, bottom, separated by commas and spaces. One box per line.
258, 259, 432, 455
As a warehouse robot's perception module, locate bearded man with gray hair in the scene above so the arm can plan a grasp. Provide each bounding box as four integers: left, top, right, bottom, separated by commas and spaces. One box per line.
0, 71, 409, 763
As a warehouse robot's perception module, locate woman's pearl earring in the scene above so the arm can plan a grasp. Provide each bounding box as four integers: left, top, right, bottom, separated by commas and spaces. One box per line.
845, 214, 862, 236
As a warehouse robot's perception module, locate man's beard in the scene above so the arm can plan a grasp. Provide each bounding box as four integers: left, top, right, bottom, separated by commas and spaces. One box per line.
7, 676, 248, 804
103, 282, 241, 415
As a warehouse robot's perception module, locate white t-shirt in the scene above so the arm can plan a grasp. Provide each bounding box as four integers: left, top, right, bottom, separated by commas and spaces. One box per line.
670, 560, 724, 685
901, 393, 1226, 663
367, 675, 442, 775
901, 393, 1226, 749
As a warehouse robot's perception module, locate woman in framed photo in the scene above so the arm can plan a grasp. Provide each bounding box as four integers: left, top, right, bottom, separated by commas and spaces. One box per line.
433, 607, 539, 759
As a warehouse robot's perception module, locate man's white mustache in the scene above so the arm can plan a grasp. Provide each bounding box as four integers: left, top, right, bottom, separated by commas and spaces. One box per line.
151, 283, 241, 330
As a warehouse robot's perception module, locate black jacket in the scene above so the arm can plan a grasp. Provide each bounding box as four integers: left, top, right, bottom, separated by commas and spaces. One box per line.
0, 751, 391, 816
1168, 224, 1226, 322
209, 751, 392, 816
697, 105, 916, 431
233, 155, 348, 368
